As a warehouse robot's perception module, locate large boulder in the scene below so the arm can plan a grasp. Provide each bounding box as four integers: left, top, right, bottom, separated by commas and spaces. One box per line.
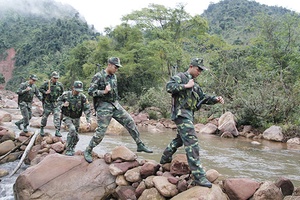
263, 125, 284, 142
218, 112, 239, 137
13, 153, 116, 199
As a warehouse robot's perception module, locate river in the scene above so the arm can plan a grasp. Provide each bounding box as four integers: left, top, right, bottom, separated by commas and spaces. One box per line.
1, 127, 300, 199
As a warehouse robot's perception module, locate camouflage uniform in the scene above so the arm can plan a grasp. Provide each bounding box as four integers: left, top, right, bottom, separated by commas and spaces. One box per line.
161, 68, 218, 187
15, 74, 43, 132
84, 57, 152, 163
39, 71, 64, 136
56, 81, 91, 156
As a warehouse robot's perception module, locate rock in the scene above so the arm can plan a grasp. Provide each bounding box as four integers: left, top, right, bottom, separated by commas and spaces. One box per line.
223, 178, 260, 200
111, 146, 138, 161
114, 185, 137, 200
263, 125, 284, 142
171, 184, 228, 200
153, 176, 178, 198
140, 160, 160, 179
13, 154, 116, 199
124, 166, 142, 183
252, 181, 283, 200
275, 177, 294, 196
218, 112, 239, 137
0, 139, 15, 156
170, 154, 190, 176
0, 169, 9, 178
139, 188, 165, 200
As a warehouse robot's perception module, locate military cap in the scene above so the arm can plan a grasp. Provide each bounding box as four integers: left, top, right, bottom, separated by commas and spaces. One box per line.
29, 74, 38, 81
51, 71, 59, 78
108, 57, 122, 68
73, 81, 83, 92
190, 58, 207, 71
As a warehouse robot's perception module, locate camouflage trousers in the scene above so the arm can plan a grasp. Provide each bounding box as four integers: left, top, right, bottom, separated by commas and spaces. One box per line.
41, 101, 61, 130
88, 101, 142, 149
161, 116, 206, 178
16, 101, 33, 127
63, 116, 80, 149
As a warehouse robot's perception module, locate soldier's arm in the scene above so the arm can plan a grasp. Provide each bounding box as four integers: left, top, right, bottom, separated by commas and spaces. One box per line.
16, 83, 27, 95
88, 73, 106, 97
39, 82, 47, 94
82, 95, 91, 123
166, 75, 187, 94
34, 86, 43, 101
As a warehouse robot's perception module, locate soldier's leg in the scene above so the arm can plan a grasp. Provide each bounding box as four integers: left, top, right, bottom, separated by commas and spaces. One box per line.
113, 105, 152, 153
65, 118, 79, 156
20, 102, 30, 132
84, 103, 113, 163
41, 103, 51, 127
53, 103, 61, 132
176, 117, 212, 188
160, 132, 183, 164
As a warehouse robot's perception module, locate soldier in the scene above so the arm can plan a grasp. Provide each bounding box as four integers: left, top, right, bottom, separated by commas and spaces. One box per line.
15, 74, 43, 133
160, 58, 224, 188
39, 71, 64, 137
56, 81, 91, 156
83, 57, 153, 163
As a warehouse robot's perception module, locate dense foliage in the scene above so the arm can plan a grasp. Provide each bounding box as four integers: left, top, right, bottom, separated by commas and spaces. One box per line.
1, 0, 300, 134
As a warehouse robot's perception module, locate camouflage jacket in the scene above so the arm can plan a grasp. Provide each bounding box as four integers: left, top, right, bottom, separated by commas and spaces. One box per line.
166, 71, 218, 120
56, 91, 91, 122
88, 69, 119, 105
17, 81, 43, 104
39, 80, 64, 103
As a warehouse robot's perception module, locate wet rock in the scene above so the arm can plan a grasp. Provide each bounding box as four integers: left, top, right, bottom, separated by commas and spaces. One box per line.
275, 177, 294, 196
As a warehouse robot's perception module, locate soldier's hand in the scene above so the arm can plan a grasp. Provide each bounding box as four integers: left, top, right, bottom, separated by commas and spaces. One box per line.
216, 96, 224, 104
86, 123, 91, 130
63, 101, 69, 107
104, 84, 111, 94
46, 89, 51, 94
184, 79, 194, 89
26, 87, 31, 91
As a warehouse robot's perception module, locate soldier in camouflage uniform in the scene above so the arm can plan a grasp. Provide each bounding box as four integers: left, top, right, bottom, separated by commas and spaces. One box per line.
39, 71, 64, 137
15, 74, 43, 133
56, 81, 91, 156
160, 58, 224, 188
84, 57, 153, 163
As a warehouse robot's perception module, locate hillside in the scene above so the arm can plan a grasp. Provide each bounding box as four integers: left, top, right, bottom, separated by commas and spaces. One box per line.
0, 0, 99, 91
201, 0, 298, 44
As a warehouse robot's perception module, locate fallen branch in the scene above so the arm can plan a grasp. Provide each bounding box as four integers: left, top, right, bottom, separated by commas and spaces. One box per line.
10, 131, 39, 177
0, 134, 33, 161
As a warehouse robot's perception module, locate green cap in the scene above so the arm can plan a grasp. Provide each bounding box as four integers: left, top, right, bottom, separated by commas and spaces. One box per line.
108, 57, 122, 68
29, 74, 38, 81
190, 58, 207, 71
73, 81, 83, 92
51, 71, 59, 78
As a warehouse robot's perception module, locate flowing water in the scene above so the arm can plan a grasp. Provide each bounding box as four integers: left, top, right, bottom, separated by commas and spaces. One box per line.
1, 127, 300, 199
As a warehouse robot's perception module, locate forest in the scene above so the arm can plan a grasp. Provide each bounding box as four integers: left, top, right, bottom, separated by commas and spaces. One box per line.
1, 0, 300, 135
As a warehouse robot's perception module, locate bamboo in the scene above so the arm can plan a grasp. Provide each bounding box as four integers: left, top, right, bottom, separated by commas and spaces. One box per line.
9, 131, 39, 177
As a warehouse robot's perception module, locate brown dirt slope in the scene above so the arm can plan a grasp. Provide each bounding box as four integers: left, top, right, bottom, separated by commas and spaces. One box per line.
0, 48, 16, 90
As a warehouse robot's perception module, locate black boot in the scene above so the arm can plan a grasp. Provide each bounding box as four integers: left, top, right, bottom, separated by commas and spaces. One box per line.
192, 176, 212, 188
137, 142, 153, 153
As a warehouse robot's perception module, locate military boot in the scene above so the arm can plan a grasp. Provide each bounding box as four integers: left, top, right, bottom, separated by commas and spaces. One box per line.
160, 155, 172, 164
84, 146, 93, 163
15, 121, 22, 130
40, 127, 45, 137
55, 130, 62, 137
137, 142, 153, 153
23, 126, 28, 133
65, 147, 75, 156
192, 176, 212, 188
